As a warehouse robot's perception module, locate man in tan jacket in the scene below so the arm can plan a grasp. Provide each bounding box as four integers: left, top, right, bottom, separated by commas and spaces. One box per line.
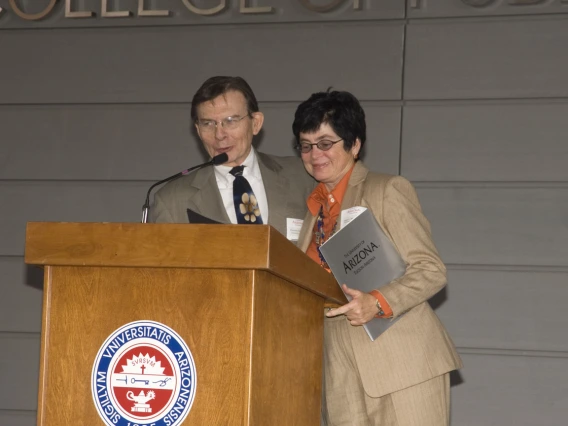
151, 76, 314, 237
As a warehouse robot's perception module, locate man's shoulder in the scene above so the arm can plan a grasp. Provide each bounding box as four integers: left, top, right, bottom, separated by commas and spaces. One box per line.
154, 169, 204, 199
257, 151, 308, 174
257, 151, 315, 196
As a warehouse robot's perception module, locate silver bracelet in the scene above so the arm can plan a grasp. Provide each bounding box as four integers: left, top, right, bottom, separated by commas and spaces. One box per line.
375, 298, 385, 317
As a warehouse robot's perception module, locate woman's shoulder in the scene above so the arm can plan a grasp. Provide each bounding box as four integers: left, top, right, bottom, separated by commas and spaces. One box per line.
361, 170, 418, 204
364, 170, 414, 188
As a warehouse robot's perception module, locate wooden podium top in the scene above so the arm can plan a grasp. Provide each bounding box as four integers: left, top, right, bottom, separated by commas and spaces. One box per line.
25, 222, 347, 305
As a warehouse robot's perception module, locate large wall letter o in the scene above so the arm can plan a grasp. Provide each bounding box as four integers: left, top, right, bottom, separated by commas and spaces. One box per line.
461, 0, 497, 7
182, 0, 226, 16
299, 0, 346, 13
9, 0, 58, 21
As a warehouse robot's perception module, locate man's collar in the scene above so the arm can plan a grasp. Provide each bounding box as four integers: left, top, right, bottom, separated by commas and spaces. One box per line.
214, 149, 258, 185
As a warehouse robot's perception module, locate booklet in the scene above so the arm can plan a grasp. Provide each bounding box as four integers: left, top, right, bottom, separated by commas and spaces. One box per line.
319, 208, 406, 341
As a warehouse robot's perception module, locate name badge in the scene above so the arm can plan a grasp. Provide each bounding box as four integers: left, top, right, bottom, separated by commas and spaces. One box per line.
340, 206, 367, 229
286, 218, 304, 241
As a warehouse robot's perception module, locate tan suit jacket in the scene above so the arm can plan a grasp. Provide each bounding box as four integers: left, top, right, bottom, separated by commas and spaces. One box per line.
298, 162, 463, 397
150, 151, 314, 237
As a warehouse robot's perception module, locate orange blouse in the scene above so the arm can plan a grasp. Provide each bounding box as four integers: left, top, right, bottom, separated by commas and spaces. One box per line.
305, 166, 392, 318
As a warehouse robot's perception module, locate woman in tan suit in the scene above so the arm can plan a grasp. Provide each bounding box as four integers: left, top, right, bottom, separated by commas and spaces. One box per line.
293, 91, 463, 426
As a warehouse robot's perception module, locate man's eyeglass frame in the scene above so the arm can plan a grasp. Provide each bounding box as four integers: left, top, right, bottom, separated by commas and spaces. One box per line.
196, 114, 251, 131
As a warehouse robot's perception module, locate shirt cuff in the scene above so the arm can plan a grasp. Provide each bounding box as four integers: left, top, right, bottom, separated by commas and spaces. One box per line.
369, 290, 393, 318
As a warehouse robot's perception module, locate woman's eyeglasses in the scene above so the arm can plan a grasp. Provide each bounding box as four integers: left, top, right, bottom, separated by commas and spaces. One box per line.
295, 138, 343, 153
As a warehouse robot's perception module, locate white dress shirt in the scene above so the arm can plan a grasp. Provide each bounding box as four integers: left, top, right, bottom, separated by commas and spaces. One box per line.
214, 149, 269, 224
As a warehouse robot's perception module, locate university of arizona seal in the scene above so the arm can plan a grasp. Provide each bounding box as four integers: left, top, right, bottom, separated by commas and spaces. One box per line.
91, 321, 197, 426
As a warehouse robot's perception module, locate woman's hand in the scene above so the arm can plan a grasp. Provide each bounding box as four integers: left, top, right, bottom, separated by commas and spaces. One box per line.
326, 284, 378, 325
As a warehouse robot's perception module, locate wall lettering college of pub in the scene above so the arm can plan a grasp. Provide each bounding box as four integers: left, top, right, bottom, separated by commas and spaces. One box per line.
0, 0, 363, 21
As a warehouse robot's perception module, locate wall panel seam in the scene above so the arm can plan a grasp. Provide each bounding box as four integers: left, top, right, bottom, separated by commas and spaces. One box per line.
403, 97, 568, 105
0, 19, 407, 32
457, 347, 568, 359
3, 180, 568, 186
412, 181, 568, 188
407, 14, 568, 24
0, 331, 40, 338
0, 100, 405, 107
397, 21, 408, 175
0, 179, 153, 184
446, 264, 568, 273
1, 13, 568, 30
0, 408, 36, 415
0, 254, 25, 259
5, 97, 568, 106
3, 256, 567, 273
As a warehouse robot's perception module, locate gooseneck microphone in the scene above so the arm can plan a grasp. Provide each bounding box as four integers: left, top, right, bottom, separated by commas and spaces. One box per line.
141, 152, 229, 223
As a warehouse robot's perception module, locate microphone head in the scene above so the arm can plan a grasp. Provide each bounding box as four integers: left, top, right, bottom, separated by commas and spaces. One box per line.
211, 152, 229, 165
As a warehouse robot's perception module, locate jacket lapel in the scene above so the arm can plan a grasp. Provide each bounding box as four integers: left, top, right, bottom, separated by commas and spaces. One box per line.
257, 152, 289, 235
341, 162, 369, 212
297, 210, 317, 252
186, 166, 231, 224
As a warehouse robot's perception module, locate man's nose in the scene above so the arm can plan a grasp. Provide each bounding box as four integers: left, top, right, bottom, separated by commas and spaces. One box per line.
214, 123, 227, 139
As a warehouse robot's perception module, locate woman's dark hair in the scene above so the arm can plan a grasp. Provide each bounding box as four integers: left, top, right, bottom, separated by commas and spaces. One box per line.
292, 90, 366, 153
190, 76, 259, 121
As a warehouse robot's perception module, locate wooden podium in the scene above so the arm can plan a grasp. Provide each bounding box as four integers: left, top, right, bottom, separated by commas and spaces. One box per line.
25, 222, 346, 426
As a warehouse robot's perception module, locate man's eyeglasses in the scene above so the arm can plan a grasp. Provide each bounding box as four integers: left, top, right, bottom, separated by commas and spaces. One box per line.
196, 115, 250, 132
295, 138, 343, 153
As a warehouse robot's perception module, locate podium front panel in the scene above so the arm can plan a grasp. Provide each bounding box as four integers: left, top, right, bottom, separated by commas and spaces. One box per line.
38, 266, 255, 425
37, 265, 325, 425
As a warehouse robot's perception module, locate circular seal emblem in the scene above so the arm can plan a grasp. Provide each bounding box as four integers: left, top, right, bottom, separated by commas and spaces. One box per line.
91, 321, 197, 426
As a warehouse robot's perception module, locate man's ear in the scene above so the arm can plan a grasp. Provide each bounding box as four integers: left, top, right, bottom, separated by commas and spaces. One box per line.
251, 112, 264, 135
195, 123, 202, 140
